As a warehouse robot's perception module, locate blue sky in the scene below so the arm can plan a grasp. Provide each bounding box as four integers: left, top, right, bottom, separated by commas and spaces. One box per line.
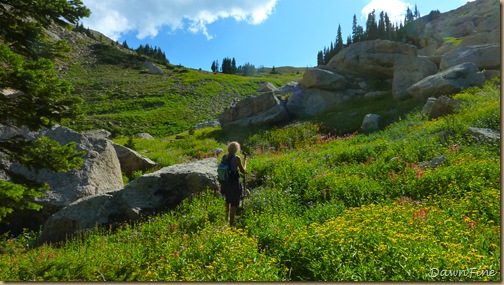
80, 0, 474, 71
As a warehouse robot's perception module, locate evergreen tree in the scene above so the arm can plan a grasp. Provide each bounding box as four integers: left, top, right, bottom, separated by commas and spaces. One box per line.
0, 0, 90, 222
231, 57, 237, 74
122, 40, 129, 49
352, 14, 364, 43
270, 66, 279, 74
404, 7, 414, 25
242, 63, 255, 76
378, 11, 386, 39
317, 50, 324, 66
335, 24, 344, 53
365, 9, 378, 40
346, 35, 352, 46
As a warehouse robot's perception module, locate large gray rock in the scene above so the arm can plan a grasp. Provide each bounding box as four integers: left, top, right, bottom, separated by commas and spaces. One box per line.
194, 120, 221, 129
392, 55, 438, 99
111, 142, 157, 173
82, 129, 112, 139
328, 39, 417, 79
286, 88, 348, 117
421, 97, 438, 117
407, 62, 485, 100
300, 68, 347, 90
466, 127, 500, 142
360, 114, 381, 133
40, 158, 220, 243
218, 92, 289, 128
278, 81, 300, 95
134, 133, 155, 140
428, 96, 463, 119
440, 44, 501, 71
257, 82, 278, 92
143, 61, 163, 75
0, 125, 124, 211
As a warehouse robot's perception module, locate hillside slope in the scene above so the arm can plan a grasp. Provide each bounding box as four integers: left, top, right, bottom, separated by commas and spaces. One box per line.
49, 25, 303, 136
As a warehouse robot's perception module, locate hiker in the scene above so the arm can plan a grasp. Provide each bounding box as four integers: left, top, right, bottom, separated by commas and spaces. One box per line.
220, 141, 247, 227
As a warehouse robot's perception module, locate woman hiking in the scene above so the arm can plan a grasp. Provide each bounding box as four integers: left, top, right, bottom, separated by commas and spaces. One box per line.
220, 141, 247, 227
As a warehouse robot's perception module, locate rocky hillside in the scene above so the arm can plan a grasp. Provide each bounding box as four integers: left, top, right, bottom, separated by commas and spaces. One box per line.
218, 0, 499, 133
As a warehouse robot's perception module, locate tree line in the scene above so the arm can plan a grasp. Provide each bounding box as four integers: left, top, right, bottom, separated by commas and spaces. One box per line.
317, 5, 423, 65
211, 57, 257, 76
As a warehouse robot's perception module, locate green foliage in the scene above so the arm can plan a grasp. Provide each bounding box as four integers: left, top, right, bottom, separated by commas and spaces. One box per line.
0, 0, 89, 223
0, 181, 44, 221
92, 44, 143, 68
0, 45, 82, 130
443, 37, 463, 47
0, 0, 90, 58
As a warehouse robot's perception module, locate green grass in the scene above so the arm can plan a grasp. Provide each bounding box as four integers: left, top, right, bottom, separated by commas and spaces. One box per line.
0, 78, 500, 281
443, 37, 463, 47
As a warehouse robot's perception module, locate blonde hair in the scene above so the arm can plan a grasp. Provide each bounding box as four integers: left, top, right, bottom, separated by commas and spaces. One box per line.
227, 141, 240, 155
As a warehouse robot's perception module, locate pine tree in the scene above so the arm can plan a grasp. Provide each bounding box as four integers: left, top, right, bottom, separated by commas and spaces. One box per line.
405, 7, 414, 26
231, 57, 237, 74
365, 9, 378, 40
0, 0, 90, 222
346, 35, 352, 46
352, 14, 364, 43
378, 11, 386, 39
317, 51, 324, 66
242, 63, 255, 76
335, 24, 344, 53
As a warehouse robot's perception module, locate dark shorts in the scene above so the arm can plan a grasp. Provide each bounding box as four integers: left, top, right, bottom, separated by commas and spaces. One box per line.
221, 179, 243, 207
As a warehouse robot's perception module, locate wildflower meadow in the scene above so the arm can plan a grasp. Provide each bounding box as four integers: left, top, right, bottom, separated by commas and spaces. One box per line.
0, 79, 500, 281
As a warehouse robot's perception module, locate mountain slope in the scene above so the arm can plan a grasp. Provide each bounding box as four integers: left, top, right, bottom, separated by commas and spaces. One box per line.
51, 26, 303, 136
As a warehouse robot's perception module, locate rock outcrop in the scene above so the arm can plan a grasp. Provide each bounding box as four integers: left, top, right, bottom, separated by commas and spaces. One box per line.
440, 44, 501, 71
0, 125, 124, 211
328, 40, 417, 79
218, 91, 289, 128
215, 0, 499, 130
392, 55, 438, 99
111, 142, 157, 173
40, 158, 219, 243
466, 127, 500, 142
0, 124, 160, 234
426, 96, 462, 119
286, 88, 350, 117
407, 62, 485, 100
257, 82, 278, 92
300, 68, 347, 90
361, 114, 381, 133
411, 0, 499, 51
142, 61, 163, 75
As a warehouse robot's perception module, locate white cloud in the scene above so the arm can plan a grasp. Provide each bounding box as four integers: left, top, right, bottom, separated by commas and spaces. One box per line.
361, 0, 411, 25
80, 0, 277, 41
